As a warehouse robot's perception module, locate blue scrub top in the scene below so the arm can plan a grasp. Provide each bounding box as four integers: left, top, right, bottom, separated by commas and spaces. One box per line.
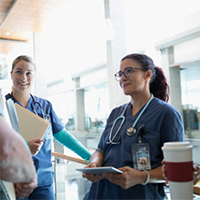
84, 98, 184, 200
5, 93, 64, 187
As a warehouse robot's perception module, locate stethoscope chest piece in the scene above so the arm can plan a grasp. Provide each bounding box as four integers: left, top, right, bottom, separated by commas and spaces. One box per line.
126, 127, 137, 136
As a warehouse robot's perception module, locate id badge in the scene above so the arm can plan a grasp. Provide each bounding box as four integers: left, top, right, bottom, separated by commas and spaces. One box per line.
43, 114, 53, 140
132, 143, 151, 170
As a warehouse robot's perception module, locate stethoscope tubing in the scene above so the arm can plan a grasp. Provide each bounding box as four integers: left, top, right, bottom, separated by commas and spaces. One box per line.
30, 94, 45, 119
106, 103, 129, 144
107, 94, 153, 145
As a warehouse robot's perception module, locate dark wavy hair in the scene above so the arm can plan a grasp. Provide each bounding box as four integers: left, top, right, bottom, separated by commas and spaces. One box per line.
121, 53, 169, 102
12, 55, 36, 71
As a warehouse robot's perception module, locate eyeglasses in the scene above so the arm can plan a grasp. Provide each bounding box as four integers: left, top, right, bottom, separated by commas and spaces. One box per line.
114, 67, 146, 81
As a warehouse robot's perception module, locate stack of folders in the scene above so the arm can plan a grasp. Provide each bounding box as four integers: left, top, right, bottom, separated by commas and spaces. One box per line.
6, 98, 50, 141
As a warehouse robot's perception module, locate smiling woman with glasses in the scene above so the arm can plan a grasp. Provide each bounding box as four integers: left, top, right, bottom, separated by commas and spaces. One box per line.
114, 67, 147, 81
82, 53, 184, 200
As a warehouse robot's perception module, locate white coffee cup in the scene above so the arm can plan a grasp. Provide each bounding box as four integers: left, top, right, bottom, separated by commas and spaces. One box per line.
162, 141, 193, 200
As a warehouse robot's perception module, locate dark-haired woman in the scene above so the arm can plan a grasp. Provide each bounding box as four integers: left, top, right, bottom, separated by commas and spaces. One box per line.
82, 53, 184, 200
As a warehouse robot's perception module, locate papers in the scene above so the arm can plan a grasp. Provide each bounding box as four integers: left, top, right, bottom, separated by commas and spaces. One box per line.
5, 99, 20, 132
0, 90, 5, 116
14, 103, 50, 141
0, 180, 16, 200
76, 167, 123, 174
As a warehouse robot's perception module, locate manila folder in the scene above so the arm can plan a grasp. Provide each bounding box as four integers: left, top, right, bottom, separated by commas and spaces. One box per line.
15, 103, 50, 141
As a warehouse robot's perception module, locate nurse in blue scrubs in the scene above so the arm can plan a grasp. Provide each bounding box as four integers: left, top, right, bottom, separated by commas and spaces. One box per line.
6, 55, 91, 200
82, 53, 184, 200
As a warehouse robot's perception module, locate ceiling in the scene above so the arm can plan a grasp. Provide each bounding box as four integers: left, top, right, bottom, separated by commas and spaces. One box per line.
0, 0, 67, 54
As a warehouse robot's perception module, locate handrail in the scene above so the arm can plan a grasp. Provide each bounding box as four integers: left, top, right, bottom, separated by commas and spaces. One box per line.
52, 152, 200, 195
194, 185, 200, 195
52, 152, 89, 165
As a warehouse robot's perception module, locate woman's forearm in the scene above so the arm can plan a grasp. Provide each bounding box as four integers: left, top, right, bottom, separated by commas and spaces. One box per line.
90, 150, 104, 167
148, 166, 166, 183
54, 129, 92, 161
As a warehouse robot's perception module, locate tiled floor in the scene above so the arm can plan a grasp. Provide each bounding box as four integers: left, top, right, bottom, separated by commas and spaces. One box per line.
65, 180, 79, 200
65, 179, 91, 200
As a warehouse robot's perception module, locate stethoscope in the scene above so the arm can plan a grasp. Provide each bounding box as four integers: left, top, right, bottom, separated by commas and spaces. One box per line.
9, 92, 45, 119
106, 94, 153, 145
30, 94, 45, 119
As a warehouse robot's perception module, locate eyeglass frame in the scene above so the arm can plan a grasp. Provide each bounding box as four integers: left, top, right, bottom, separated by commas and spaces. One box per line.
114, 67, 147, 81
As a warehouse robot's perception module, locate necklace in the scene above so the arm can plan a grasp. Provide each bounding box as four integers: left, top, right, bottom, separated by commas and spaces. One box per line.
126, 94, 153, 136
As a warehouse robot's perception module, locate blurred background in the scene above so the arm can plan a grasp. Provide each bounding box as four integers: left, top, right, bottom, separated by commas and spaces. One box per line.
0, 0, 200, 199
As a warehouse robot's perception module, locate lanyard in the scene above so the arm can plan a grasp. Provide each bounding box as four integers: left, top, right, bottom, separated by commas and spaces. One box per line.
126, 94, 153, 136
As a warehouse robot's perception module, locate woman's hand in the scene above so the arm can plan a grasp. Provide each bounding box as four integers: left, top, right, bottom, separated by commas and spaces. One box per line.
161, 160, 169, 185
28, 139, 44, 155
102, 166, 146, 190
82, 162, 103, 183
161, 160, 168, 184
193, 165, 200, 185
14, 173, 38, 199
162, 159, 200, 185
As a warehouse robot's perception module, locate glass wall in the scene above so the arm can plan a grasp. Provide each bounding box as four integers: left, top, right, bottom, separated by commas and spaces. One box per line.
84, 85, 109, 133
180, 61, 200, 167
0, 57, 8, 80
47, 91, 75, 131
181, 62, 200, 139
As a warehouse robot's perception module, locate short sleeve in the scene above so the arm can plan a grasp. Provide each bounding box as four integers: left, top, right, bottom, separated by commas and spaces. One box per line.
160, 107, 184, 144
48, 103, 64, 134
